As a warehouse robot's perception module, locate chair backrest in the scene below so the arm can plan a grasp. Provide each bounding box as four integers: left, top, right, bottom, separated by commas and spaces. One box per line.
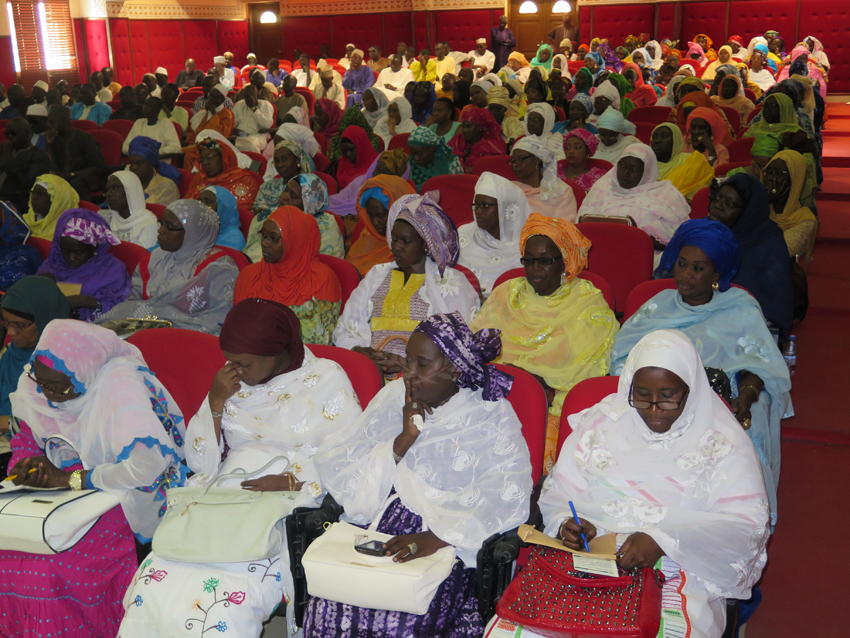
308, 345, 383, 407
556, 376, 619, 458
177, 168, 193, 197
497, 363, 548, 485
453, 264, 480, 295
109, 240, 149, 276
127, 328, 225, 420
690, 186, 710, 219
746, 105, 761, 125
586, 158, 613, 172
243, 151, 268, 176
632, 121, 654, 145
101, 119, 134, 141
743, 88, 757, 103
89, 129, 123, 165
294, 87, 315, 115
718, 105, 740, 135
388, 133, 411, 152
107, 100, 122, 112
626, 105, 674, 125
713, 161, 750, 177
313, 152, 330, 172
214, 244, 250, 271
420, 174, 478, 228
471, 155, 513, 179
147, 203, 166, 219
239, 208, 254, 239
576, 222, 655, 312
25, 236, 51, 260
77, 200, 101, 213
314, 171, 339, 195
313, 131, 327, 155
553, 106, 566, 122
71, 119, 98, 132
316, 254, 361, 312
726, 137, 754, 163
491, 268, 614, 311
171, 120, 183, 141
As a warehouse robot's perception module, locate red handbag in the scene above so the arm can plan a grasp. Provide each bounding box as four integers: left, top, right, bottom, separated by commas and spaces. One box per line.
496, 546, 664, 638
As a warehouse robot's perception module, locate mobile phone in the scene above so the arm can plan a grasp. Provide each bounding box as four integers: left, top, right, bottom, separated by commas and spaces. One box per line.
354, 539, 385, 557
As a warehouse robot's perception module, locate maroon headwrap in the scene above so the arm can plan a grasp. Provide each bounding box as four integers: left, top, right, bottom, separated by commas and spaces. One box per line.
219, 298, 305, 371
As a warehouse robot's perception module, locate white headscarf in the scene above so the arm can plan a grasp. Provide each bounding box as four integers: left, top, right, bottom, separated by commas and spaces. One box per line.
195, 129, 253, 169
275, 123, 319, 156
552, 54, 571, 79
513, 136, 568, 202
522, 102, 565, 161
103, 171, 155, 232
745, 36, 768, 63
285, 105, 310, 128
373, 96, 418, 146
361, 87, 388, 129
656, 75, 686, 108
645, 40, 665, 70
457, 172, 531, 295
591, 81, 621, 111
539, 329, 769, 600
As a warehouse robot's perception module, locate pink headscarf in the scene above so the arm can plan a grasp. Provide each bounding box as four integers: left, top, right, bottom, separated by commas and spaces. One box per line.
564, 128, 599, 156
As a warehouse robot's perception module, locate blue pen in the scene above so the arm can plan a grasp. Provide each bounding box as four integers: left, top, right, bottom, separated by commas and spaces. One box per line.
569, 500, 590, 552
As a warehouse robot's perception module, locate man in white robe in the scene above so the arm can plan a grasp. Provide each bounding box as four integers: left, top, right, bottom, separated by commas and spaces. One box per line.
232, 85, 274, 153
312, 67, 347, 110
290, 53, 315, 88
338, 44, 355, 70
213, 55, 236, 90
375, 54, 414, 100
122, 96, 182, 156
467, 38, 495, 78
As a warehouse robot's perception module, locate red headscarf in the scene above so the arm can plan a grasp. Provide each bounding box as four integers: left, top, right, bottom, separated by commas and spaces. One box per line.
234, 206, 341, 306
686, 107, 728, 147
315, 98, 343, 138
448, 107, 507, 170
334, 125, 380, 190
622, 61, 657, 108
673, 91, 735, 145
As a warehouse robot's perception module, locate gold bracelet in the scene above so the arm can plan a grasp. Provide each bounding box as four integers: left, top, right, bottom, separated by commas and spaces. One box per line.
739, 384, 760, 400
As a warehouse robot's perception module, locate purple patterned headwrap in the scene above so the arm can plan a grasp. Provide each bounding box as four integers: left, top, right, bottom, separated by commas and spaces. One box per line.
386, 191, 459, 277
414, 311, 513, 401
62, 215, 120, 247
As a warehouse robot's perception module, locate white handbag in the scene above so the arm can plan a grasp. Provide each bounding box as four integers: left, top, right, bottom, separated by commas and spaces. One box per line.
301, 496, 457, 615
0, 487, 120, 554
152, 456, 299, 563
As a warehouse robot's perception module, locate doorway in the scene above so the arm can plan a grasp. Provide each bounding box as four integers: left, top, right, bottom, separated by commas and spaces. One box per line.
248, 3, 283, 65
509, 0, 577, 59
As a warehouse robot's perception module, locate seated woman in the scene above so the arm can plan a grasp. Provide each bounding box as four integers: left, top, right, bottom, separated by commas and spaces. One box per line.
580, 144, 690, 252
348, 175, 417, 276
701, 44, 734, 82
507, 51, 532, 83
329, 125, 381, 190
593, 108, 640, 164
541, 330, 769, 638
511, 136, 577, 221
426, 96, 461, 143
763, 149, 818, 262
448, 107, 507, 173
118, 299, 361, 638
100, 172, 158, 249
361, 86, 388, 130
97, 200, 238, 334
617, 218, 791, 523
705, 174, 793, 342
246, 139, 313, 262
487, 85, 523, 143
312, 98, 343, 139
587, 81, 621, 126
471, 214, 618, 470
623, 62, 658, 107
0, 276, 68, 435
280, 173, 344, 258
0, 202, 42, 291
125, 136, 180, 207
669, 91, 735, 146
333, 193, 479, 375
373, 97, 419, 148
235, 206, 341, 345
23, 175, 79, 240
565, 94, 598, 134
307, 312, 532, 638
465, 81, 491, 114
685, 107, 730, 165
457, 172, 531, 296
711, 74, 755, 123
2, 320, 185, 637
523, 102, 565, 160
559, 129, 609, 191
327, 148, 411, 218
196, 186, 246, 250
410, 82, 437, 125
326, 107, 383, 164
651, 122, 714, 201
38, 209, 131, 322
407, 126, 464, 192
187, 135, 259, 217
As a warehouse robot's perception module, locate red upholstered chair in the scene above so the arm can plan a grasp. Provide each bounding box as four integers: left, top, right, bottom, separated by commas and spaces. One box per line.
71, 119, 98, 132
313, 153, 330, 172
109, 241, 149, 276
454, 264, 480, 296
471, 155, 513, 179
313, 132, 327, 155
690, 187, 710, 219
295, 88, 315, 115
314, 172, 338, 196
239, 209, 254, 240
491, 268, 614, 312
374, 136, 385, 152
627, 106, 674, 125
561, 178, 587, 209
553, 107, 566, 122
244, 152, 267, 176
172, 121, 183, 141
743, 88, 757, 103
25, 237, 51, 260
127, 328, 225, 420
576, 222, 654, 313
726, 137, 754, 163
497, 363, 548, 485
714, 161, 750, 177
177, 98, 197, 109
308, 345, 382, 407
420, 174, 478, 228
147, 203, 166, 220
101, 119, 134, 141
718, 106, 740, 135
746, 105, 761, 125
177, 168, 193, 197
214, 245, 250, 271
388, 133, 411, 152
556, 376, 619, 457
622, 279, 681, 321
107, 100, 121, 112
280, 61, 292, 72
90, 129, 123, 165
323, 58, 339, 65
316, 254, 361, 312
586, 158, 613, 172
77, 200, 101, 213
632, 122, 654, 145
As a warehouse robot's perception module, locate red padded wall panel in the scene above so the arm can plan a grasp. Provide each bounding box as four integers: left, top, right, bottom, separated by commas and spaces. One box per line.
181, 21, 220, 72
800, 0, 850, 93
679, 2, 726, 49
217, 20, 250, 67
146, 20, 185, 80
333, 16, 384, 60
129, 20, 151, 86
413, 11, 429, 52
74, 19, 86, 78
83, 20, 110, 80
109, 19, 133, 88
0, 37, 16, 89
592, 4, 655, 47
382, 13, 414, 56
281, 16, 331, 59
728, 1, 797, 51
657, 3, 676, 46
434, 9, 491, 54
579, 7, 591, 44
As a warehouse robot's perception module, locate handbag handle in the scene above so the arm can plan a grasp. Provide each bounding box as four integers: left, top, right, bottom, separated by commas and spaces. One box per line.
212, 455, 291, 488
536, 553, 634, 589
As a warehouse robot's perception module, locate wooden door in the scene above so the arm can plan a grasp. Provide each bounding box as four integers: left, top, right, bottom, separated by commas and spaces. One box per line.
248, 3, 283, 65
509, 0, 577, 59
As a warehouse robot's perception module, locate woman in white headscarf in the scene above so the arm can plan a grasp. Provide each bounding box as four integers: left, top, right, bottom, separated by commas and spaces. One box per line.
262, 122, 319, 181
373, 96, 419, 147
283, 105, 311, 128
540, 329, 769, 638
510, 136, 576, 221
457, 172, 531, 296
99, 171, 158, 249
588, 81, 621, 128
361, 86, 389, 129
745, 36, 769, 63
195, 129, 254, 170
656, 74, 687, 108
523, 102, 565, 160
645, 40, 665, 71
592, 107, 640, 164
579, 144, 689, 251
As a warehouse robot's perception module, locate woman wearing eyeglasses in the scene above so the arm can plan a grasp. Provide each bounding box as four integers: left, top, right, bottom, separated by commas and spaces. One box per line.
510, 136, 578, 221
540, 330, 769, 638
95, 200, 238, 335
2, 320, 185, 638
614, 218, 791, 526
471, 214, 618, 471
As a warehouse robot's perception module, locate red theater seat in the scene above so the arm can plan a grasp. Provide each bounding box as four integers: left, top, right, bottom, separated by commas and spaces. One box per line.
420, 174, 477, 228
71, 120, 99, 132
313, 153, 330, 172
388, 133, 411, 152
177, 168, 193, 198
102, 119, 134, 141
317, 254, 360, 312
239, 208, 253, 240
627, 106, 673, 125
718, 106, 741, 135
243, 152, 267, 176
714, 161, 750, 177
214, 245, 250, 271
314, 172, 338, 196
557, 376, 619, 456
90, 129, 123, 165
690, 187, 710, 219
26, 236, 51, 260
632, 122, 654, 145
454, 264, 480, 296
498, 363, 548, 485
471, 155, 513, 179
314, 132, 327, 155
308, 345, 382, 407
561, 178, 587, 210
77, 201, 101, 213
726, 138, 754, 163
147, 204, 166, 220
109, 241, 149, 276
295, 88, 315, 115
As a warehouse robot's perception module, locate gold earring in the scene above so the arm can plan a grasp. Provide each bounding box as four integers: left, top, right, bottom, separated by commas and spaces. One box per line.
712, 281, 719, 291
560, 272, 567, 285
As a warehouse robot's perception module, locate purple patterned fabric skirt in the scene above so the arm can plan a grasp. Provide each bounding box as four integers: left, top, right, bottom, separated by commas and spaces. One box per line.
302, 497, 483, 638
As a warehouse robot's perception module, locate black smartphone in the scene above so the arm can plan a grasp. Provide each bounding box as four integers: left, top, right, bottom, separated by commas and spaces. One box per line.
354, 539, 385, 557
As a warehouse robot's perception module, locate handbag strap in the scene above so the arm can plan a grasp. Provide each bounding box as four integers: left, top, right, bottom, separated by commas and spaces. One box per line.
212, 455, 291, 487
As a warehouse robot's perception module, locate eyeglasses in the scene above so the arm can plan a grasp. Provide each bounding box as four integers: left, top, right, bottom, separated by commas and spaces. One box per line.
520, 256, 563, 267
0, 317, 34, 332
26, 368, 74, 396
157, 220, 184, 232
628, 385, 689, 411
762, 168, 790, 178
507, 154, 536, 167
471, 202, 498, 212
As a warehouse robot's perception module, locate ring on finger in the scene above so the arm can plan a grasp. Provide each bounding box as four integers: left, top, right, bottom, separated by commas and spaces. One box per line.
408, 542, 418, 555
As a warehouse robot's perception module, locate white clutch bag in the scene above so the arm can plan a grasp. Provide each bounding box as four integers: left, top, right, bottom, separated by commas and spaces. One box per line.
301, 518, 457, 615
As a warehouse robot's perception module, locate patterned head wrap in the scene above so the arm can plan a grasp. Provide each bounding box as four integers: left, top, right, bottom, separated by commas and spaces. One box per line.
656, 218, 740, 292
563, 128, 599, 156
571, 93, 594, 117
61, 215, 120, 247
387, 192, 459, 276
519, 213, 591, 282
274, 139, 313, 175
413, 311, 513, 401
292, 173, 329, 216
487, 85, 518, 117
513, 136, 568, 202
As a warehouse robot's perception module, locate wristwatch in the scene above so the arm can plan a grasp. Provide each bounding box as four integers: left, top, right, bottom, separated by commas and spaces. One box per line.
69, 470, 83, 491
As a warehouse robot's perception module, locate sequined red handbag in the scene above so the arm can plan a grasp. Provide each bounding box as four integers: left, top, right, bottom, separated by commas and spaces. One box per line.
495, 546, 664, 638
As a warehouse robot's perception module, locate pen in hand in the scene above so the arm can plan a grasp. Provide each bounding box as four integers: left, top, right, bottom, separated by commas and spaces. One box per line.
569, 500, 590, 552
4, 467, 38, 482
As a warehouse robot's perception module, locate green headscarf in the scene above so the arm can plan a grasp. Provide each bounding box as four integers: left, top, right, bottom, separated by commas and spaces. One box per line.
744, 93, 802, 139
606, 74, 637, 118
406, 126, 465, 192
530, 44, 554, 72
751, 133, 783, 158
574, 67, 594, 95
327, 107, 382, 162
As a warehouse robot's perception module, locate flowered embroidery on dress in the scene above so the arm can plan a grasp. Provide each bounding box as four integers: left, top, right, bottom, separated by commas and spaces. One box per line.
290, 418, 308, 434
186, 285, 208, 314
185, 579, 246, 634
487, 252, 504, 265
632, 302, 657, 323
247, 557, 282, 583
437, 270, 460, 297
601, 497, 668, 527
144, 377, 185, 448
322, 394, 345, 420
575, 429, 615, 472
736, 335, 771, 362
458, 233, 470, 248
509, 325, 553, 349
500, 481, 524, 502
136, 565, 169, 584
503, 202, 520, 221
133, 594, 143, 607
138, 464, 188, 517
193, 437, 207, 454
303, 373, 319, 387
452, 448, 475, 471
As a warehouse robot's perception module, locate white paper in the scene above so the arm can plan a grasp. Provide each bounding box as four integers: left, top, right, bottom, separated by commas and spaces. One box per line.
571, 553, 620, 577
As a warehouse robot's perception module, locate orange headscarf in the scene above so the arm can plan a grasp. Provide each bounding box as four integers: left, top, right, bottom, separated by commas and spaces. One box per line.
347, 175, 416, 277
672, 91, 735, 145
519, 213, 591, 282
234, 206, 341, 306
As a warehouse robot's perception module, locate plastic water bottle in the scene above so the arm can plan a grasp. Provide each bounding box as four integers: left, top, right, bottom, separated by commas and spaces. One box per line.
783, 335, 796, 376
